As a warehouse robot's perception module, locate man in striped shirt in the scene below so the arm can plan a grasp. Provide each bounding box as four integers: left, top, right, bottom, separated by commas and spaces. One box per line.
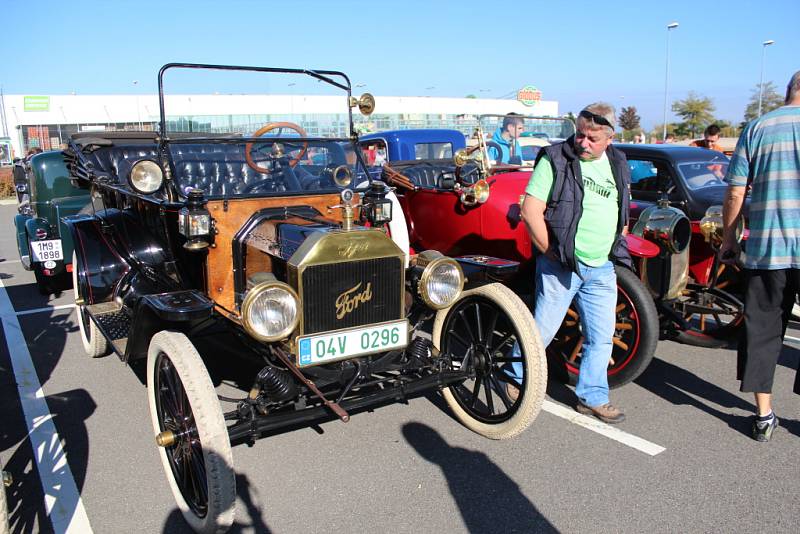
721, 70, 800, 442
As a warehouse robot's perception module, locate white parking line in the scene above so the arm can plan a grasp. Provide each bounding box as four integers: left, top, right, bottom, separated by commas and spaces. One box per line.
542, 400, 666, 456
0, 279, 94, 533
16, 304, 76, 316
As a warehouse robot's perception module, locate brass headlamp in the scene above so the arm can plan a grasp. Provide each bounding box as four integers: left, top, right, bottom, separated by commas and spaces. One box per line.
699, 205, 745, 248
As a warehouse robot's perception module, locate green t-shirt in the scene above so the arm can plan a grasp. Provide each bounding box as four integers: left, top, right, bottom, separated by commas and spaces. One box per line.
525, 153, 619, 267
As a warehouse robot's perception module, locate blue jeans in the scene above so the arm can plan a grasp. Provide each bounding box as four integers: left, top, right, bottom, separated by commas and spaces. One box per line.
512, 255, 617, 407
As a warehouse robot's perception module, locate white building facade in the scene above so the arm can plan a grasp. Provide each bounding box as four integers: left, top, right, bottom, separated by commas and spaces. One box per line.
0, 92, 558, 158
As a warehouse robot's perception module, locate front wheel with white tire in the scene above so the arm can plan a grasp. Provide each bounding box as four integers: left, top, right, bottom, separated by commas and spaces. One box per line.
432, 283, 547, 440
147, 331, 236, 533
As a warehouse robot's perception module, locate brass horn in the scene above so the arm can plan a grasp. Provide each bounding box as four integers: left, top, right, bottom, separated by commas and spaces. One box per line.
349, 93, 376, 116
453, 145, 483, 167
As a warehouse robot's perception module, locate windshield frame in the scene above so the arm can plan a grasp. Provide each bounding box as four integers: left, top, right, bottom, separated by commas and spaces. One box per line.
155, 64, 376, 200
676, 158, 730, 190
157, 63, 354, 138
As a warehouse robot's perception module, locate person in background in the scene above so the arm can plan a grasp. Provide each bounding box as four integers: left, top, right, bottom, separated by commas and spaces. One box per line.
720, 70, 800, 442
690, 124, 722, 151
25, 147, 43, 161
664, 133, 676, 143
487, 113, 524, 164
517, 102, 631, 424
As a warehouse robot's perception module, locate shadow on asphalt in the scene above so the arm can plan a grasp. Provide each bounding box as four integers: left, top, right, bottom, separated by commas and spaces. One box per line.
402, 422, 557, 534
778, 342, 800, 371
635, 357, 759, 437
1, 306, 89, 534
1, 389, 96, 534
161, 471, 273, 533
3, 281, 60, 312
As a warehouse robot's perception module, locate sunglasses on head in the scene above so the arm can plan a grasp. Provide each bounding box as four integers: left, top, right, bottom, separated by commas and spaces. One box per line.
579, 110, 613, 129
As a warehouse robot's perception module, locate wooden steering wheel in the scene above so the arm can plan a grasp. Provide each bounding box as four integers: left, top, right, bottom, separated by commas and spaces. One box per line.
245, 122, 309, 174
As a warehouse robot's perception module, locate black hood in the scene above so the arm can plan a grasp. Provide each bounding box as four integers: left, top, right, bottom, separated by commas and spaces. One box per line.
689, 186, 750, 220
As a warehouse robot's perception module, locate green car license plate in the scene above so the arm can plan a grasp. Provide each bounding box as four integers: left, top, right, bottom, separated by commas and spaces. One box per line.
31, 239, 63, 262
297, 320, 408, 367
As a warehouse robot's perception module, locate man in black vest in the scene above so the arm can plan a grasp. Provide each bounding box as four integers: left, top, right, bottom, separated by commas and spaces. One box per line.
519, 102, 632, 423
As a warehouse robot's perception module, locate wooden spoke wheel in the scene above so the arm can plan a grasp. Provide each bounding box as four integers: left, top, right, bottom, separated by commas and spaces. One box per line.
548, 266, 658, 389
671, 285, 743, 348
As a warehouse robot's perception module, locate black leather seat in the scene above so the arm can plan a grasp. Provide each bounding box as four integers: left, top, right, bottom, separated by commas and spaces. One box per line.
397, 164, 454, 188
88, 143, 298, 195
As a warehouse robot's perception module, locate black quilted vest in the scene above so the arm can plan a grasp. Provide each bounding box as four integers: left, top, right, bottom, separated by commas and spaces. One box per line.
535, 136, 633, 272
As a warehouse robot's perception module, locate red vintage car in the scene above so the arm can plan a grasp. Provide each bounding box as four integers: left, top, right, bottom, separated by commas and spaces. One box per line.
359, 117, 691, 388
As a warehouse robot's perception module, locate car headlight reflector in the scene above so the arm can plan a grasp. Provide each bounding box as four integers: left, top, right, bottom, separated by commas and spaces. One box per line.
129, 160, 164, 194
417, 252, 464, 309
241, 282, 300, 342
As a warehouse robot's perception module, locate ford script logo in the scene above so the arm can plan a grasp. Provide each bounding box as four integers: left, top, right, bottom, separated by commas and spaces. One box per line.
335, 282, 373, 319
337, 241, 369, 259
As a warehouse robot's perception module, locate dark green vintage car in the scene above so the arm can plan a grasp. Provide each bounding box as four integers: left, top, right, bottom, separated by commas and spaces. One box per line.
14, 150, 91, 294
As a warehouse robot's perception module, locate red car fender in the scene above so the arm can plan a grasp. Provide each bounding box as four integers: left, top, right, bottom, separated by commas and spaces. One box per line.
626, 234, 660, 258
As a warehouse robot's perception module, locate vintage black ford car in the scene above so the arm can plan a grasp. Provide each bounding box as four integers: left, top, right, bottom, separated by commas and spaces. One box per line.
63, 64, 546, 532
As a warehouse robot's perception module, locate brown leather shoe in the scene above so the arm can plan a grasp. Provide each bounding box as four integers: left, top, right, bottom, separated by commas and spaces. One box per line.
506, 383, 520, 403
576, 402, 626, 424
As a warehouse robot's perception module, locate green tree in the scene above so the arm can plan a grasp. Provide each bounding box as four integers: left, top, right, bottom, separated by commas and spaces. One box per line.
713, 119, 740, 138
618, 106, 641, 141
672, 92, 715, 138
650, 123, 680, 141
465, 94, 477, 99
743, 81, 784, 122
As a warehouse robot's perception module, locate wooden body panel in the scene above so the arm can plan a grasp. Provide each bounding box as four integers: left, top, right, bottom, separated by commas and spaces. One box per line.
206, 193, 350, 314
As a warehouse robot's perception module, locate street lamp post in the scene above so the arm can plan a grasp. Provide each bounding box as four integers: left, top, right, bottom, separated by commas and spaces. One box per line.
758, 39, 775, 117
662, 21, 679, 141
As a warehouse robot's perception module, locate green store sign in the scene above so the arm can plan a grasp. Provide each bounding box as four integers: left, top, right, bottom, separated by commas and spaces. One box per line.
24, 96, 50, 112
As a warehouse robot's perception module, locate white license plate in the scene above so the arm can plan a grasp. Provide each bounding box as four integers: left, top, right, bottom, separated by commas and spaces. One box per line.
31, 239, 63, 262
297, 320, 408, 367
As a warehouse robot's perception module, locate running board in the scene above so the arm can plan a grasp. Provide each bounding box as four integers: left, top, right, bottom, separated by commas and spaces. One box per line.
85, 302, 131, 360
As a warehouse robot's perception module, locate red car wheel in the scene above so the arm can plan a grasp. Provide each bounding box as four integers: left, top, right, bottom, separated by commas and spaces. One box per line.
548, 266, 659, 389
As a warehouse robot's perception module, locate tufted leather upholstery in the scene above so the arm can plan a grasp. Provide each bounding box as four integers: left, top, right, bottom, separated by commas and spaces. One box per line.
397, 164, 455, 189
90, 143, 292, 196
169, 143, 281, 196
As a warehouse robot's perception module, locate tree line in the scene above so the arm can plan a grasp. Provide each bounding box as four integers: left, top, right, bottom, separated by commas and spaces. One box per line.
615, 82, 784, 142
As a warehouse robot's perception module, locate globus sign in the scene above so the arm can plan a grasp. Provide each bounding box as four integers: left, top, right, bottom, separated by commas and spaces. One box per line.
517, 85, 542, 107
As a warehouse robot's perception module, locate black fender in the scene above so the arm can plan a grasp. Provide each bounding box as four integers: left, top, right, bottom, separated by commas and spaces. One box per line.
125, 290, 214, 361
64, 208, 172, 306
455, 255, 519, 289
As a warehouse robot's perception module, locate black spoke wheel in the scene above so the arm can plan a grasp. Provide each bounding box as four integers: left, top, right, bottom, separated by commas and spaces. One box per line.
672, 284, 743, 348
433, 284, 546, 440
147, 331, 235, 533
71, 251, 109, 358
549, 266, 658, 388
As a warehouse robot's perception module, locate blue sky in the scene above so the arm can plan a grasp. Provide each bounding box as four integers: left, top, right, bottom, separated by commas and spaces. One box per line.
2, 0, 798, 130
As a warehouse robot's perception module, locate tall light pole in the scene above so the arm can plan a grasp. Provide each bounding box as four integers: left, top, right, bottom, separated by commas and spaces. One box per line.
758, 39, 775, 117
662, 21, 679, 141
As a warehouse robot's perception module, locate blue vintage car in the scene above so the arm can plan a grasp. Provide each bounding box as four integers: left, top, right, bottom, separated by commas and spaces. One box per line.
14, 150, 91, 294
361, 128, 465, 163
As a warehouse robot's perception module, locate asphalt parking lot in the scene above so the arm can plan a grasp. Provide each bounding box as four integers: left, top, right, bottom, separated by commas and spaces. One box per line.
0, 202, 798, 534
